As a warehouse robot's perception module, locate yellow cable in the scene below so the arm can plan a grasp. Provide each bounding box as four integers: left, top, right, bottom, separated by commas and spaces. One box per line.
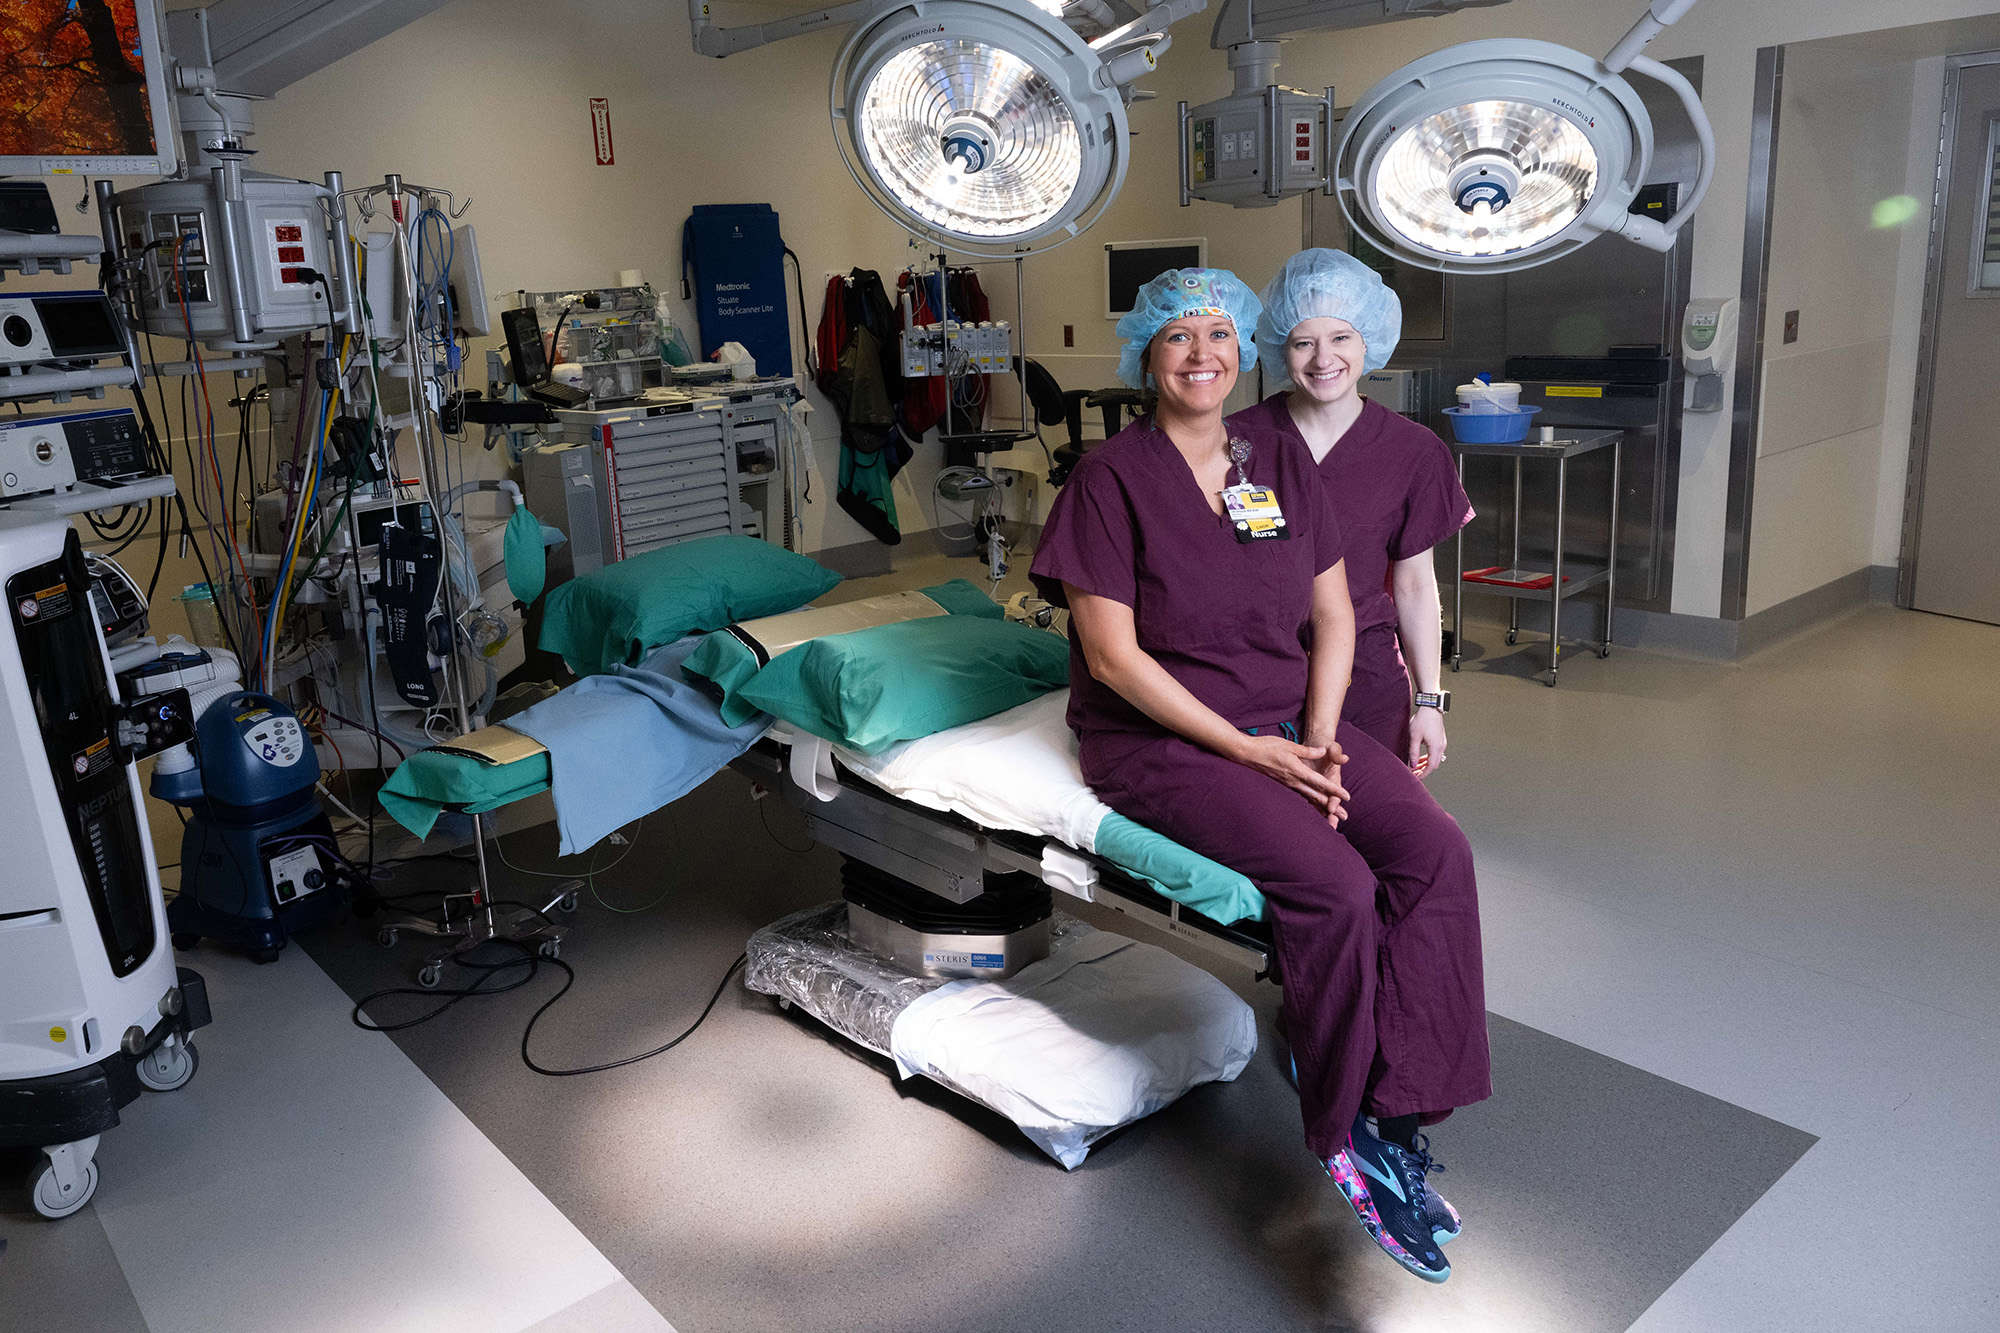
270, 335, 350, 662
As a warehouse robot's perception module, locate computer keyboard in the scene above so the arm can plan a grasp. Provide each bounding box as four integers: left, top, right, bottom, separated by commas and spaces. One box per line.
527, 379, 590, 408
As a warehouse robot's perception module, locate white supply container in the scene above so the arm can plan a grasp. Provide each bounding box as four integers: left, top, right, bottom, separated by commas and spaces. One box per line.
1456, 379, 1522, 414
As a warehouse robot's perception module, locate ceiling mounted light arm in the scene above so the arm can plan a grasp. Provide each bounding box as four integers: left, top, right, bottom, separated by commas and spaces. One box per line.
1608, 53, 1713, 251
687, 0, 877, 59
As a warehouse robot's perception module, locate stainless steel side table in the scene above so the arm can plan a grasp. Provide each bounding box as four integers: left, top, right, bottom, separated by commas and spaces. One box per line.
1449, 429, 1622, 687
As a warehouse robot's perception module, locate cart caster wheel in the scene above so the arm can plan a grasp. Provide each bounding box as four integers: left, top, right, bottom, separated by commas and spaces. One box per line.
1598, 646, 1611, 659
136, 1039, 198, 1093
1449, 660, 1460, 673
1505, 630, 1518, 645
538, 939, 561, 961
171, 932, 200, 951
558, 892, 578, 914
376, 927, 399, 949
417, 963, 442, 989
28, 1157, 99, 1220
251, 947, 282, 965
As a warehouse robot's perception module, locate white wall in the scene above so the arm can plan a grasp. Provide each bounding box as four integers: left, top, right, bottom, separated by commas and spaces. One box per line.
1743, 42, 1914, 615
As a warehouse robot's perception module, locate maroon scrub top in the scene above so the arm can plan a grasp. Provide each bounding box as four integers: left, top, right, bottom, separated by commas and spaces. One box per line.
1030, 417, 1343, 739
1227, 394, 1472, 636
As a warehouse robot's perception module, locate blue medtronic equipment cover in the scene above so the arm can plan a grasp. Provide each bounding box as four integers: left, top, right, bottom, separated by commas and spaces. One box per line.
1254, 249, 1402, 375
1115, 267, 1263, 389
681, 203, 793, 377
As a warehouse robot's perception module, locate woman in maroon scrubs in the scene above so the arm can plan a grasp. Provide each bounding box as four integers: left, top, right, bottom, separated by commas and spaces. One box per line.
1030, 269, 1489, 1285
1229, 249, 1473, 776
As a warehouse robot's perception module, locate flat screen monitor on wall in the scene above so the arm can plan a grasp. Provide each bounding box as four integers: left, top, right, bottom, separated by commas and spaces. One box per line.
0, 0, 178, 178
1106, 238, 1208, 319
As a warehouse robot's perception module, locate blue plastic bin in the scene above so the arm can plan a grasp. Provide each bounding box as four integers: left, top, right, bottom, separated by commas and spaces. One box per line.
1444, 405, 1539, 444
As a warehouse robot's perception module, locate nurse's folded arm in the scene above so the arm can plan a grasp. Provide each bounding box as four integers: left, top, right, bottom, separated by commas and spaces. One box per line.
1065, 584, 1350, 816
1303, 559, 1358, 825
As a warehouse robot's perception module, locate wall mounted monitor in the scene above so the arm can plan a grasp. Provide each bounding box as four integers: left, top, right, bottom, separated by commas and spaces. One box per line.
0, 0, 178, 178
1105, 238, 1208, 319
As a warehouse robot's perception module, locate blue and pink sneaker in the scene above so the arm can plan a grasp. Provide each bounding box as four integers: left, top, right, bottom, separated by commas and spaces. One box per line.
1290, 1052, 1462, 1245
1326, 1113, 1453, 1283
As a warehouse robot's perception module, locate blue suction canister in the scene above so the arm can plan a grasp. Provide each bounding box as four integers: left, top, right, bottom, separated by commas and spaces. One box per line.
187, 690, 322, 822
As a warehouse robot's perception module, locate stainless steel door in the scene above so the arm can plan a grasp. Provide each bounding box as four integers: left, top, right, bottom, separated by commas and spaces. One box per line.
1908, 58, 2000, 625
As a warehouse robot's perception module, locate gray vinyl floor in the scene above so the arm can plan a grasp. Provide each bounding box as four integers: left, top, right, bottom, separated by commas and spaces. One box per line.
4, 551, 1998, 1332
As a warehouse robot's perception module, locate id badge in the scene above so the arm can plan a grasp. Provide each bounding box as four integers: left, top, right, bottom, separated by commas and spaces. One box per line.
1221, 482, 1289, 543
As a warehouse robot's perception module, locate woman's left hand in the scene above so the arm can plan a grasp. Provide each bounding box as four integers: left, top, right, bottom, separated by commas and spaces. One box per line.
1408, 707, 1447, 779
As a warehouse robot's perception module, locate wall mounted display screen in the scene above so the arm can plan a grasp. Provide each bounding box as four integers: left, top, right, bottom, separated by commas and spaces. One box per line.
1106, 239, 1208, 319
0, 0, 177, 177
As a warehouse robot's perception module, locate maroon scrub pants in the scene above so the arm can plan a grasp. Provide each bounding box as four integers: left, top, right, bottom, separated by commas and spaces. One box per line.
1345, 624, 1414, 763
1082, 719, 1491, 1161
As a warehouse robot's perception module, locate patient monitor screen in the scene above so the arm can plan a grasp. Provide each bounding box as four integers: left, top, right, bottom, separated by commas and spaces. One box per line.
0, 1, 160, 159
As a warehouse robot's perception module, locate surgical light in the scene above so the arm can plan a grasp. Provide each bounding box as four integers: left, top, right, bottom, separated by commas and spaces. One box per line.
691, 0, 1199, 256
1333, 0, 1715, 273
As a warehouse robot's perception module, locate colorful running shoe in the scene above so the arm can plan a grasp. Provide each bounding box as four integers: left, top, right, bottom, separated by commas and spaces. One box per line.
1287, 1051, 1463, 1246
1328, 1113, 1452, 1283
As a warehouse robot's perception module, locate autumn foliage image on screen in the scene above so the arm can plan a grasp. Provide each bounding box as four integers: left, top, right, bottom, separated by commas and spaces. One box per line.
0, 0, 156, 158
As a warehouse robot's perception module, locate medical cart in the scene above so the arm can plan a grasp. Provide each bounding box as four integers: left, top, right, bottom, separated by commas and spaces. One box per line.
1449, 429, 1622, 687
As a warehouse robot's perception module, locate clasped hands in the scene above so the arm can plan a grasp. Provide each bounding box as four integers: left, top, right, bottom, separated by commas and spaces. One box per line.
1227, 732, 1350, 826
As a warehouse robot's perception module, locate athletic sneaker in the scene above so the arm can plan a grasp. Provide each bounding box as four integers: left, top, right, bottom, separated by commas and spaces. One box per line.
1287, 1051, 1463, 1245
1328, 1113, 1452, 1283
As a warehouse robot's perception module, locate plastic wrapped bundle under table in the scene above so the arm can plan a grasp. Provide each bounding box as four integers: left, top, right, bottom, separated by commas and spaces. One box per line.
745, 902, 1257, 1168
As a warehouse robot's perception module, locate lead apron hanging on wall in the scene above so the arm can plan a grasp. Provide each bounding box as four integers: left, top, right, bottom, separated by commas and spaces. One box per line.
680, 203, 794, 377
817, 270, 910, 546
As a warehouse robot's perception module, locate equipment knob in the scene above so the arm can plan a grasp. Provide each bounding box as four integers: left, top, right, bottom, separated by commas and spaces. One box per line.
3, 315, 30, 347
303, 868, 324, 889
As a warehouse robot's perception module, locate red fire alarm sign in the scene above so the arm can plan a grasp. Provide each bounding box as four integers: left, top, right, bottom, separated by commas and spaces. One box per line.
590, 98, 614, 166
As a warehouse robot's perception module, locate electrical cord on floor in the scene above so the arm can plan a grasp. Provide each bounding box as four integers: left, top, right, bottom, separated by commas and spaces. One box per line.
521, 952, 746, 1078
349, 929, 747, 1078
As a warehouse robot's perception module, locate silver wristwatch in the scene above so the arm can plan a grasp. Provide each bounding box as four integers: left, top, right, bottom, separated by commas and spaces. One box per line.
1414, 690, 1450, 713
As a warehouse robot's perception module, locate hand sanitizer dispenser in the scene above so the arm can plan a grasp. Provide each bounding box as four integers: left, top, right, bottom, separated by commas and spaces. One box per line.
1681, 297, 1737, 413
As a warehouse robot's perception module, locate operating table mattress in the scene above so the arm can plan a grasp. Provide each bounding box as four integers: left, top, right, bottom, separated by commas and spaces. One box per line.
382, 679, 1266, 924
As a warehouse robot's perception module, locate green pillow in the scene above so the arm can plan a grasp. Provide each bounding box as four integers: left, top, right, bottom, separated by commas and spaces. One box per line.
737, 616, 1069, 755
682, 579, 1005, 727
918, 578, 1004, 619
538, 535, 842, 675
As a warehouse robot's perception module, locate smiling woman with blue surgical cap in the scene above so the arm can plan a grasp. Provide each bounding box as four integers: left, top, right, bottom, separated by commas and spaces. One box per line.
1031, 268, 1490, 1286
1230, 249, 1474, 780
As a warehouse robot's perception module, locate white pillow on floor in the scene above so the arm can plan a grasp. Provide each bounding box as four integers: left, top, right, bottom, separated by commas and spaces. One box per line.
889, 930, 1257, 1169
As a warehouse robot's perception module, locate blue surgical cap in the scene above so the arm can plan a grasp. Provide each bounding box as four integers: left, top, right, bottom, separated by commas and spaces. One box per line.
1254, 249, 1402, 376
1115, 267, 1262, 390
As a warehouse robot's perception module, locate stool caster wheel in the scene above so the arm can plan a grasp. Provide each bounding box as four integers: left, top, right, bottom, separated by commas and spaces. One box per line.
376, 927, 399, 949
1597, 645, 1611, 659
251, 947, 282, 965
417, 963, 443, 989
538, 939, 561, 961
558, 892, 578, 914
1505, 629, 1517, 645
171, 932, 200, 951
